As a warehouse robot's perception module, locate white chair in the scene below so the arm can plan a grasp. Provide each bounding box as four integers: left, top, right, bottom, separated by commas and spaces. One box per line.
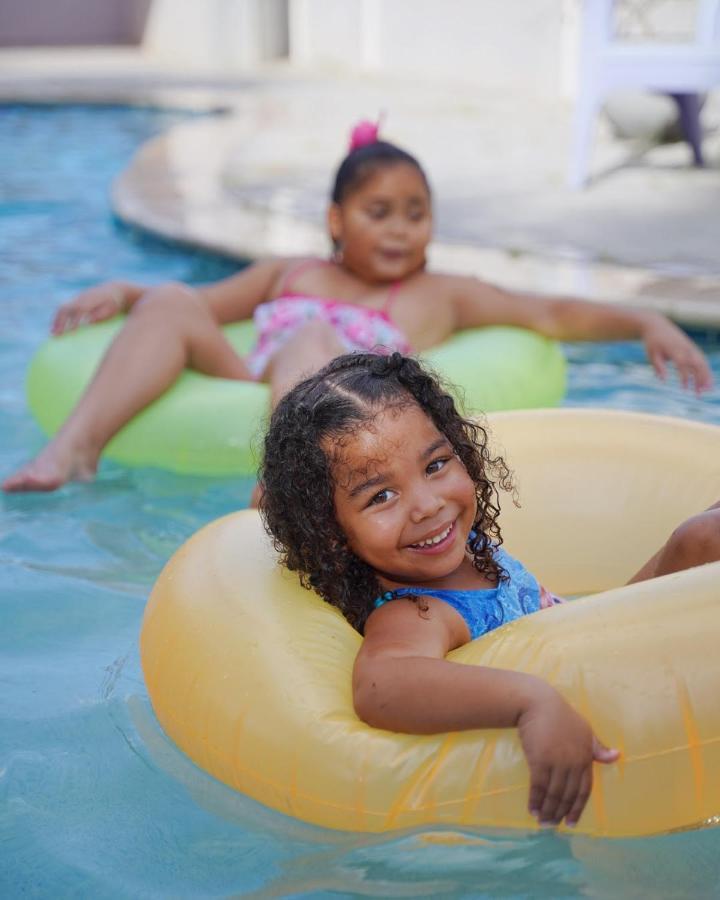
569, 0, 720, 188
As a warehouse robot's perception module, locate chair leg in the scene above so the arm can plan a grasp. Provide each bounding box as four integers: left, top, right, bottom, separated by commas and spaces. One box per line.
670, 92, 704, 166
568, 92, 601, 189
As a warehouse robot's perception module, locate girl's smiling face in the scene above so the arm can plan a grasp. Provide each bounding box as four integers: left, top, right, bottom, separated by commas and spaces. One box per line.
328, 162, 432, 284
330, 402, 477, 590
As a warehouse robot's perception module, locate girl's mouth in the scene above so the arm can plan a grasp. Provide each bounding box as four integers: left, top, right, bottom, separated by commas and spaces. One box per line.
407, 521, 456, 554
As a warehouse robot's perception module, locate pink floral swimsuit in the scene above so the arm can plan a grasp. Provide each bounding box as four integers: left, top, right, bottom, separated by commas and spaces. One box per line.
245, 260, 412, 380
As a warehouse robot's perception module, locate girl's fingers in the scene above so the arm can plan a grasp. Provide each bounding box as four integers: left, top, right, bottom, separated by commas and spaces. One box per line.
65, 311, 81, 332
679, 365, 690, 391
82, 305, 107, 325
649, 344, 714, 395
537, 767, 569, 825
692, 355, 713, 393
527, 763, 551, 822
649, 347, 667, 381
592, 736, 620, 764
677, 356, 694, 391
65, 306, 93, 331
52, 298, 119, 334
685, 342, 712, 389
553, 768, 582, 826
52, 307, 70, 334
565, 769, 592, 827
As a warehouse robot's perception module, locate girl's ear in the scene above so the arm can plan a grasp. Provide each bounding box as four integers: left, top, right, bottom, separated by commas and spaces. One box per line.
327, 203, 343, 245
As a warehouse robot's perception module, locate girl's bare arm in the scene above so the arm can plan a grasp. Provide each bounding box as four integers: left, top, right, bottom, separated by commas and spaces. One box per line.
354, 597, 618, 826
196, 257, 292, 323
52, 280, 148, 333
450, 277, 712, 392
52, 258, 292, 334
354, 597, 539, 732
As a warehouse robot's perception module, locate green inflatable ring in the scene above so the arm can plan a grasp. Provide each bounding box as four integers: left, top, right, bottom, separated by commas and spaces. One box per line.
26, 318, 566, 476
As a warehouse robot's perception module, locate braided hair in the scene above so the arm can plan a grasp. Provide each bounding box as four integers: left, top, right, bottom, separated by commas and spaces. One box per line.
259, 353, 514, 632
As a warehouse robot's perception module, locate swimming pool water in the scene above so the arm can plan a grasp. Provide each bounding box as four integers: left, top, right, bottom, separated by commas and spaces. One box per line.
1, 104, 719, 899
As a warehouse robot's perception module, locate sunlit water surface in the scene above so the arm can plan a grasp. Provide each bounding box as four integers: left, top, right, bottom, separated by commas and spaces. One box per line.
1, 105, 719, 899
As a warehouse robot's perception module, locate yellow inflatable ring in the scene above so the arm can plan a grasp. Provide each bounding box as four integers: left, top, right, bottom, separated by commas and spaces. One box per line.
27, 318, 565, 476
141, 409, 720, 836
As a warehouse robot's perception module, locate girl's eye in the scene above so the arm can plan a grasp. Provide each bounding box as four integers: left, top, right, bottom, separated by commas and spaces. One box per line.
367, 488, 394, 507
407, 207, 427, 222
366, 205, 388, 220
427, 457, 449, 475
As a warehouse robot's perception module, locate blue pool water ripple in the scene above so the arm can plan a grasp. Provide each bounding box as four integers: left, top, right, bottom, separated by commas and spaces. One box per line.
1, 104, 719, 899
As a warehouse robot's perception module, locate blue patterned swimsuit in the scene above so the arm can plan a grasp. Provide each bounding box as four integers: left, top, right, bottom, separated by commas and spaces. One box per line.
374, 546, 562, 640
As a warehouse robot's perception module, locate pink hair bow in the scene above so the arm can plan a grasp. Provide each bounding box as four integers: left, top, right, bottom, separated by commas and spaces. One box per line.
348, 116, 384, 151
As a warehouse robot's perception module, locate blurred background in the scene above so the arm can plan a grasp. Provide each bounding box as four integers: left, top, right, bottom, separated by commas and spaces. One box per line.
2, 0, 719, 308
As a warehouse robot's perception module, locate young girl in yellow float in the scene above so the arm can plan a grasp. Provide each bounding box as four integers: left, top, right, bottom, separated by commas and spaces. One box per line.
259, 351, 720, 828
4, 122, 711, 492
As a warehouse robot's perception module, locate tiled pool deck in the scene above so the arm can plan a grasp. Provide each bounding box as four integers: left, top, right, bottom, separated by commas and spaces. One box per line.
3, 48, 719, 326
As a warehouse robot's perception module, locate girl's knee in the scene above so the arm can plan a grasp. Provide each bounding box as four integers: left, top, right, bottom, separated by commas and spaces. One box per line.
667, 511, 720, 566
133, 283, 204, 320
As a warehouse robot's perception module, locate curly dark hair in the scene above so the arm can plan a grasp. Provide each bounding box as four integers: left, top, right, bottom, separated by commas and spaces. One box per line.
259, 352, 514, 633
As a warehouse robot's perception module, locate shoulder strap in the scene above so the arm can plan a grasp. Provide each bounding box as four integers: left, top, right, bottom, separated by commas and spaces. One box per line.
382, 280, 403, 314
375, 586, 432, 609
278, 258, 329, 296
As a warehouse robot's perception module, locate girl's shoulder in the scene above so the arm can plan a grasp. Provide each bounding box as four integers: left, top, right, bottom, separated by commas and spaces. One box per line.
410, 267, 458, 284
273, 256, 325, 280
391, 269, 460, 302
267, 256, 328, 297
423, 269, 500, 289
364, 588, 467, 653
276, 255, 324, 271
405, 269, 478, 297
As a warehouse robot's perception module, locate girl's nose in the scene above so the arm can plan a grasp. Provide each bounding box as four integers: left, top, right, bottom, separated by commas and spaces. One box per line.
409, 487, 444, 523
386, 214, 408, 237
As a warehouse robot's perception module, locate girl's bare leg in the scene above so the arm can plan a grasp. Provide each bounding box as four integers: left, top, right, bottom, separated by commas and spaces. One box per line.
3, 284, 250, 492
628, 500, 720, 583
264, 319, 347, 409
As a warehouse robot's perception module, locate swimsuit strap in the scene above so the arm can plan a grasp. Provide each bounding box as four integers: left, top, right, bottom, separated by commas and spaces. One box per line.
278, 258, 330, 295
382, 281, 403, 315
375, 585, 495, 608
280, 260, 403, 320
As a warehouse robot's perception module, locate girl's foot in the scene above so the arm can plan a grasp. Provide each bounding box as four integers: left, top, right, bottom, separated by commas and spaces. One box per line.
2, 439, 99, 493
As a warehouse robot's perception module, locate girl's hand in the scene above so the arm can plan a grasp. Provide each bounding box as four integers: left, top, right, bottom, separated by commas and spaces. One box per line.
517, 687, 619, 828
641, 315, 713, 394
52, 282, 128, 335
